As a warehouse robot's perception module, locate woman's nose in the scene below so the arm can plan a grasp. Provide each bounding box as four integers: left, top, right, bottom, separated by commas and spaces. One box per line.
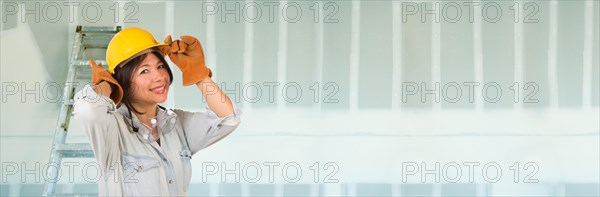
151, 69, 164, 82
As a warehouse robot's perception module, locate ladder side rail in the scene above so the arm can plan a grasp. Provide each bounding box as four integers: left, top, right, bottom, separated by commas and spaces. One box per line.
43, 30, 84, 196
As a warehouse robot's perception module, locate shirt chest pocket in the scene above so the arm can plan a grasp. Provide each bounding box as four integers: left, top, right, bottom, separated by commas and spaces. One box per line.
122, 153, 162, 196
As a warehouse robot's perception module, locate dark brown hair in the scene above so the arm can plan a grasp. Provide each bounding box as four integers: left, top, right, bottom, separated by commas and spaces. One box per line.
112, 50, 173, 115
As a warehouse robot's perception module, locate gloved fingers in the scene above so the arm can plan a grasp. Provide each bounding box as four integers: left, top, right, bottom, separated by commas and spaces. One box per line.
169, 40, 177, 53
168, 52, 181, 63
180, 35, 198, 46
89, 59, 104, 73
181, 35, 204, 56
168, 36, 198, 54
158, 45, 170, 56
160, 35, 173, 55
169, 39, 188, 54
163, 35, 173, 45
89, 58, 107, 85
177, 39, 187, 53
89, 58, 98, 68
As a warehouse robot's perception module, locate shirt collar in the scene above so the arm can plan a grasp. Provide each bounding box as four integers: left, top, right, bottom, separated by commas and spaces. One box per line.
117, 104, 178, 143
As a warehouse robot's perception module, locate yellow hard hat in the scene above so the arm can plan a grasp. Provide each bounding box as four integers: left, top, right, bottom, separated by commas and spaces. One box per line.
106, 27, 166, 74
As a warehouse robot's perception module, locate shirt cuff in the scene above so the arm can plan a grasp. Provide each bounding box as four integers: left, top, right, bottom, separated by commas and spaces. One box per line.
205, 104, 242, 128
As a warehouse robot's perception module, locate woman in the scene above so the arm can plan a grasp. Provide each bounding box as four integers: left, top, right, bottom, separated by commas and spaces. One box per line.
73, 27, 241, 196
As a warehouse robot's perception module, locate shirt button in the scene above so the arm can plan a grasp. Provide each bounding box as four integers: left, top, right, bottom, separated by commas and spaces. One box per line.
168, 179, 173, 184
170, 119, 176, 124
138, 165, 144, 171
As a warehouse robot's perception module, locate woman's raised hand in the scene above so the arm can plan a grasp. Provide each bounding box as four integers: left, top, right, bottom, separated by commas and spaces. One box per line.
163, 35, 212, 86
89, 59, 124, 105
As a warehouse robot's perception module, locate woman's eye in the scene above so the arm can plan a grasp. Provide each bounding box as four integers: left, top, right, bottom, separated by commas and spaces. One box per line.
157, 64, 165, 69
140, 69, 148, 74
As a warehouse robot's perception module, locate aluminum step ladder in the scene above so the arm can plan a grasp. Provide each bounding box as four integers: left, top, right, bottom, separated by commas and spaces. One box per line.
43, 25, 121, 196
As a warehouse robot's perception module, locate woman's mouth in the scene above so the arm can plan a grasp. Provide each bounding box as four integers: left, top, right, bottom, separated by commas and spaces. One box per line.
150, 85, 166, 94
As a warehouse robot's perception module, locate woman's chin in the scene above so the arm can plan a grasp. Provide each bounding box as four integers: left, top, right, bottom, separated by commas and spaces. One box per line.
156, 95, 168, 103
150, 93, 169, 104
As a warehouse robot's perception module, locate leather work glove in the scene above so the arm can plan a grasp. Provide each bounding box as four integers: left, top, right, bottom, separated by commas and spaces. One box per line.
163, 35, 213, 86
89, 59, 124, 105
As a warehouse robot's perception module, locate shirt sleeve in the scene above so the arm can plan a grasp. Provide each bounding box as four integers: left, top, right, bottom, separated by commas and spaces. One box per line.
72, 84, 121, 170
173, 105, 242, 155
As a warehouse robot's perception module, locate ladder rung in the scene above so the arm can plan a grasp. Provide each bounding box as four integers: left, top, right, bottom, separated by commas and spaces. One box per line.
77, 25, 121, 33
72, 60, 107, 66
55, 143, 94, 158
46, 193, 98, 197
82, 39, 112, 48
82, 44, 109, 49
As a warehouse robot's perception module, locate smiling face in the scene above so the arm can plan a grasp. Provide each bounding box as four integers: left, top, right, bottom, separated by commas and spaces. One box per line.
129, 53, 171, 105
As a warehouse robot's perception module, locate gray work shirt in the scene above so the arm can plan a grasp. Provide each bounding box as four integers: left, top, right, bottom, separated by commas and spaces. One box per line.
72, 84, 241, 196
